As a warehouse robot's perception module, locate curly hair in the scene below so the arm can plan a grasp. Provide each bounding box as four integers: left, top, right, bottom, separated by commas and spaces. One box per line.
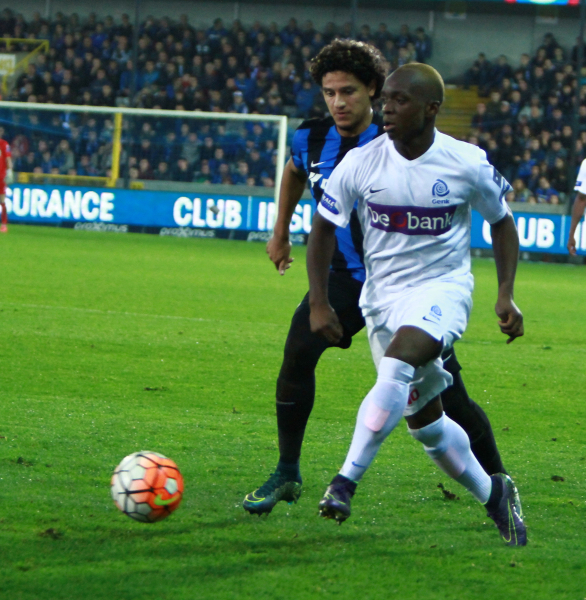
309, 39, 387, 100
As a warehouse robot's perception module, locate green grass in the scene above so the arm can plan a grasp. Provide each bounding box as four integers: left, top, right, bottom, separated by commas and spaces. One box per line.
0, 224, 585, 600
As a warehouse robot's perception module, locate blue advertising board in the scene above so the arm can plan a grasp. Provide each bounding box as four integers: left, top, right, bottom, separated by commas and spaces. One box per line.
4, 184, 314, 234
4, 183, 585, 254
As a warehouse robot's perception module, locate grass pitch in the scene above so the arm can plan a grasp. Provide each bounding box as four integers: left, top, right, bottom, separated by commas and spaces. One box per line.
0, 225, 585, 600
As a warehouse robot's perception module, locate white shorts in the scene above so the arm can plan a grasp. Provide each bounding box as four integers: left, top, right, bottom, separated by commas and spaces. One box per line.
365, 279, 473, 417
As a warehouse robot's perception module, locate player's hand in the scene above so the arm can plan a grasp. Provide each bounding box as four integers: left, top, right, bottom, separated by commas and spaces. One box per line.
310, 303, 343, 344
495, 296, 524, 344
5, 169, 13, 184
266, 234, 294, 275
567, 234, 577, 256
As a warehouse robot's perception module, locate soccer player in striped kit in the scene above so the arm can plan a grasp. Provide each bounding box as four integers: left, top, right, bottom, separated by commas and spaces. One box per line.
243, 42, 521, 535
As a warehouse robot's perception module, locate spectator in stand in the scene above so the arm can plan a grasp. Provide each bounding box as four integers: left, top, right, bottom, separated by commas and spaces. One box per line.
531, 65, 549, 100
485, 90, 502, 121
491, 55, 513, 88
545, 138, 568, 167
16, 64, 46, 97
516, 150, 537, 182
40, 150, 56, 173
231, 160, 250, 185
208, 147, 227, 175
172, 157, 192, 182
540, 33, 560, 60
535, 176, 559, 204
506, 178, 532, 203
193, 160, 212, 184
154, 161, 171, 180
395, 24, 412, 48
140, 61, 159, 89
414, 27, 432, 63
294, 79, 319, 118
464, 52, 492, 95
138, 158, 154, 180
247, 148, 267, 183
53, 139, 75, 173
525, 164, 542, 193
181, 132, 201, 167
560, 125, 573, 150
492, 101, 515, 131
550, 157, 569, 194
494, 133, 520, 183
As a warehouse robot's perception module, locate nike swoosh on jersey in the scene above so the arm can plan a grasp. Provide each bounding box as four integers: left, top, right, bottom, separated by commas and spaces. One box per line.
311, 161, 326, 167
369, 187, 387, 194
422, 316, 439, 323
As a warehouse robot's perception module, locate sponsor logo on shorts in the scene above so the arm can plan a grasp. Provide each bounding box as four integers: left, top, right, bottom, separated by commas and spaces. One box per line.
366, 202, 457, 236
432, 179, 450, 197
321, 193, 340, 215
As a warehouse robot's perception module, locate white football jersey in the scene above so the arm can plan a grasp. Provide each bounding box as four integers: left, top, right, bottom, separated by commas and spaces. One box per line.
317, 131, 510, 316
574, 158, 586, 194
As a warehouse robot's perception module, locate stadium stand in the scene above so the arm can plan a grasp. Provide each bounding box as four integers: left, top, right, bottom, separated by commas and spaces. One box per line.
0, 8, 583, 200
0, 10, 431, 186
465, 33, 585, 205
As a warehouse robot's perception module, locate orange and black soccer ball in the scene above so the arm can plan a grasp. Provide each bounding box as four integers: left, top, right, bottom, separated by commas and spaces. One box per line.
111, 451, 184, 522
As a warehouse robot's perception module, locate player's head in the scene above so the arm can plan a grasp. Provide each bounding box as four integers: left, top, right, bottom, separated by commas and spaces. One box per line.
381, 63, 444, 143
310, 39, 387, 135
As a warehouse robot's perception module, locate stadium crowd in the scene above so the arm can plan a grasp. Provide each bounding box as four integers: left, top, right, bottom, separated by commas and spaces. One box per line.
1, 9, 583, 198
0, 9, 431, 186
465, 33, 586, 205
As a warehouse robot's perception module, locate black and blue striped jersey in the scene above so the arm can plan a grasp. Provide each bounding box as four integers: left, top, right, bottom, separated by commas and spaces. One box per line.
291, 114, 384, 282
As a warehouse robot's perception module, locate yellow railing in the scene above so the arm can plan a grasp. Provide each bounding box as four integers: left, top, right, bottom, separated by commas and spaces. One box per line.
17, 172, 110, 187
0, 38, 49, 95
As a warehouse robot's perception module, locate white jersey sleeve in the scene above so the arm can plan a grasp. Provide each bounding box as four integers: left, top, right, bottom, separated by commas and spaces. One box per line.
574, 159, 586, 194
316, 151, 361, 228
469, 149, 510, 224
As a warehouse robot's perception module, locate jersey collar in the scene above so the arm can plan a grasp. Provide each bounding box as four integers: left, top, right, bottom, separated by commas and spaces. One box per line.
387, 128, 442, 166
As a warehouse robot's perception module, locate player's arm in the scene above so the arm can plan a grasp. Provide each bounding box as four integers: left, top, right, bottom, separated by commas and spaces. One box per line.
267, 157, 308, 275
567, 191, 586, 256
307, 150, 358, 342
491, 213, 523, 344
307, 212, 343, 343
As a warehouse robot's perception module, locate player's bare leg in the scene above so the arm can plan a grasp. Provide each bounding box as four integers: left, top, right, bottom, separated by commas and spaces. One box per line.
0, 194, 7, 233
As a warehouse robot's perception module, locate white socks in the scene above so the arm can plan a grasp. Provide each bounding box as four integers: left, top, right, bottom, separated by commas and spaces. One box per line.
340, 358, 415, 482
338, 358, 492, 506
409, 413, 492, 504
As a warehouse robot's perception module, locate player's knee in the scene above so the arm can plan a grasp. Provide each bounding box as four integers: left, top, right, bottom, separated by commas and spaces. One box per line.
409, 414, 448, 459
363, 357, 415, 432
280, 333, 324, 380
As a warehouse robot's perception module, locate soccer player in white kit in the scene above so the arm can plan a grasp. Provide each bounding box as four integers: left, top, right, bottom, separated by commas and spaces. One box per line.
307, 63, 527, 546
567, 157, 586, 255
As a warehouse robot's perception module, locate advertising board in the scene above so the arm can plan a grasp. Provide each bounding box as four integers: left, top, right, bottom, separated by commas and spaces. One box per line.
4, 184, 584, 254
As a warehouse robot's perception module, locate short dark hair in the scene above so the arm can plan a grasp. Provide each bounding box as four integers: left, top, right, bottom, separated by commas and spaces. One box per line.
309, 39, 387, 100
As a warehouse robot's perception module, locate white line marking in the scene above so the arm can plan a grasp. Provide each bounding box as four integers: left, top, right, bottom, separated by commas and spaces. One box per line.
1, 302, 282, 327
